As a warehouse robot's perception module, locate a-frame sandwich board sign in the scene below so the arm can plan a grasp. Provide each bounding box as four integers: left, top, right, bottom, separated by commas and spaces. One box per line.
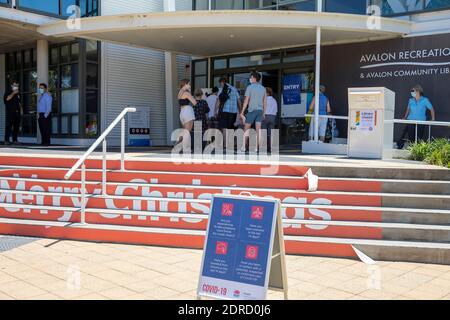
197, 194, 288, 300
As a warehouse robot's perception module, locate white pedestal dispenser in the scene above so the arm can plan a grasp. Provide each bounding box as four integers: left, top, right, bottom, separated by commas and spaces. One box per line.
347, 87, 395, 159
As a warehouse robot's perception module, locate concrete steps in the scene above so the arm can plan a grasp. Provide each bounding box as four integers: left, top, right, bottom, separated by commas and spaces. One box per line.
4, 166, 449, 195
0, 154, 449, 264
2, 197, 450, 242
311, 165, 450, 181
1, 214, 450, 264
320, 177, 450, 195
0, 167, 309, 189
2, 180, 449, 209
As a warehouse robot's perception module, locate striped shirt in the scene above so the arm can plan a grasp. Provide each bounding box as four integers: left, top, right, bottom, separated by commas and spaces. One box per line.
219, 84, 240, 114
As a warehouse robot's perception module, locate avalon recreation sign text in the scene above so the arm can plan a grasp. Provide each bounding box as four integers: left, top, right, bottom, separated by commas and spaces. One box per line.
359, 46, 450, 80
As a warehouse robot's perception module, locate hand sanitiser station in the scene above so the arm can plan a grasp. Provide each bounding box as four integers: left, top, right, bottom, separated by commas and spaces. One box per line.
347, 87, 396, 159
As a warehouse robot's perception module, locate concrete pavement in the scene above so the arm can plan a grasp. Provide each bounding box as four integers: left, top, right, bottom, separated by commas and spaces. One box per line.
0, 237, 450, 300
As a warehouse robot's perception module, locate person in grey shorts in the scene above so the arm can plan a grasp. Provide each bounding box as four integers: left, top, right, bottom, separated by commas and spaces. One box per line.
262, 87, 278, 153
240, 71, 267, 153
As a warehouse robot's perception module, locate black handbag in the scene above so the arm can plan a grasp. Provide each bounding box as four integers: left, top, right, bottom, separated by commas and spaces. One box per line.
324, 119, 333, 143
218, 84, 231, 117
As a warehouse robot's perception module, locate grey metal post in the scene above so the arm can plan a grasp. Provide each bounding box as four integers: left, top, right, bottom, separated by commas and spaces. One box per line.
81, 163, 86, 224
102, 139, 107, 196
314, 0, 323, 143
121, 117, 125, 172
415, 124, 418, 142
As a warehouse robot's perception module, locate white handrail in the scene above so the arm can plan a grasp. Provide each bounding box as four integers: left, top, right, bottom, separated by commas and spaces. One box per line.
64, 107, 136, 180
389, 119, 450, 127
304, 115, 449, 142
304, 115, 450, 127
389, 119, 450, 144
304, 114, 349, 121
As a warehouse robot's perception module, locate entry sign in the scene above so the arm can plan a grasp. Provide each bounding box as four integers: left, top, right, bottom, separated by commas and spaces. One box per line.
197, 195, 288, 300
283, 74, 302, 105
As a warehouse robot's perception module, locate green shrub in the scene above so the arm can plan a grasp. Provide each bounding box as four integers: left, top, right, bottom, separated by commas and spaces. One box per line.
408, 139, 450, 168
409, 141, 430, 162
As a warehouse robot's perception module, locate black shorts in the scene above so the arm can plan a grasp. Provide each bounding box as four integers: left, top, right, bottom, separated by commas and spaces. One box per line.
218, 112, 237, 130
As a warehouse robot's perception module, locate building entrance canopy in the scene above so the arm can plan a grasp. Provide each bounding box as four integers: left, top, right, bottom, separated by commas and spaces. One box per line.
37, 10, 412, 57
0, 6, 66, 54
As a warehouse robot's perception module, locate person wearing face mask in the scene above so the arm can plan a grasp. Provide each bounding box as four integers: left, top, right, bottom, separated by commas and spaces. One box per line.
397, 85, 436, 149
3, 80, 22, 145
37, 83, 53, 146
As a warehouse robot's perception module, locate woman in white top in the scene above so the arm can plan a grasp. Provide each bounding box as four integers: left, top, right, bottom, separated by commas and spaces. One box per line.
178, 79, 197, 133
262, 87, 278, 152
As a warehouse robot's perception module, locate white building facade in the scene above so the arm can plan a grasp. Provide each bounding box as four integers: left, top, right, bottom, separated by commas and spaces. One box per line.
1, 0, 449, 147
0, 0, 192, 146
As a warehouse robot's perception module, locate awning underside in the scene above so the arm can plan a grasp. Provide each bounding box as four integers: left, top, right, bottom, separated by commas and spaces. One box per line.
37, 11, 411, 57
80, 26, 400, 57
0, 20, 46, 53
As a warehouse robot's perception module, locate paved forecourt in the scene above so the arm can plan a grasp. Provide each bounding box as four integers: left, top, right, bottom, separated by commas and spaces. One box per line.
0, 238, 450, 300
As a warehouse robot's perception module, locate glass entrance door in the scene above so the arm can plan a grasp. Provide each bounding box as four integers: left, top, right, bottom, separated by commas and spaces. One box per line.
280, 68, 315, 145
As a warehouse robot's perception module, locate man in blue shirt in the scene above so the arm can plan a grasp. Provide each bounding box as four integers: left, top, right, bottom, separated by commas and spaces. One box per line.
397, 85, 435, 149
37, 83, 52, 146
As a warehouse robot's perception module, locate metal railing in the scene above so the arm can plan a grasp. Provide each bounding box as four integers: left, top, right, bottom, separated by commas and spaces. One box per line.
304, 114, 349, 121
389, 119, 450, 142
304, 115, 450, 143
304, 114, 349, 140
64, 107, 136, 224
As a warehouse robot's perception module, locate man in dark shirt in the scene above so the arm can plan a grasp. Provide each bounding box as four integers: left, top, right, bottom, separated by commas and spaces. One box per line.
3, 80, 22, 145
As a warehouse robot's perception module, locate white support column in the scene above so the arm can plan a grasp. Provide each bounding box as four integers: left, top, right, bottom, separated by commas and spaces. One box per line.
165, 52, 178, 145
207, 57, 212, 87
164, 0, 176, 12
164, 0, 178, 145
314, 0, 323, 143
37, 39, 49, 145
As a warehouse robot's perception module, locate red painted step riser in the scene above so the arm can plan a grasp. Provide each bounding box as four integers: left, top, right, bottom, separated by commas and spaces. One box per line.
0, 156, 382, 259
0, 205, 382, 226
0, 191, 382, 211
0, 223, 358, 258
0, 156, 310, 176
0, 178, 383, 207
126, 161, 310, 176
0, 170, 308, 189
0, 179, 383, 198
0, 209, 383, 239
285, 241, 357, 258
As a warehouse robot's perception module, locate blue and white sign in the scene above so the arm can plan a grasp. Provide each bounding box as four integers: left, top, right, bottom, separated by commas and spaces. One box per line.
282, 74, 302, 106
128, 106, 151, 147
198, 195, 280, 300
